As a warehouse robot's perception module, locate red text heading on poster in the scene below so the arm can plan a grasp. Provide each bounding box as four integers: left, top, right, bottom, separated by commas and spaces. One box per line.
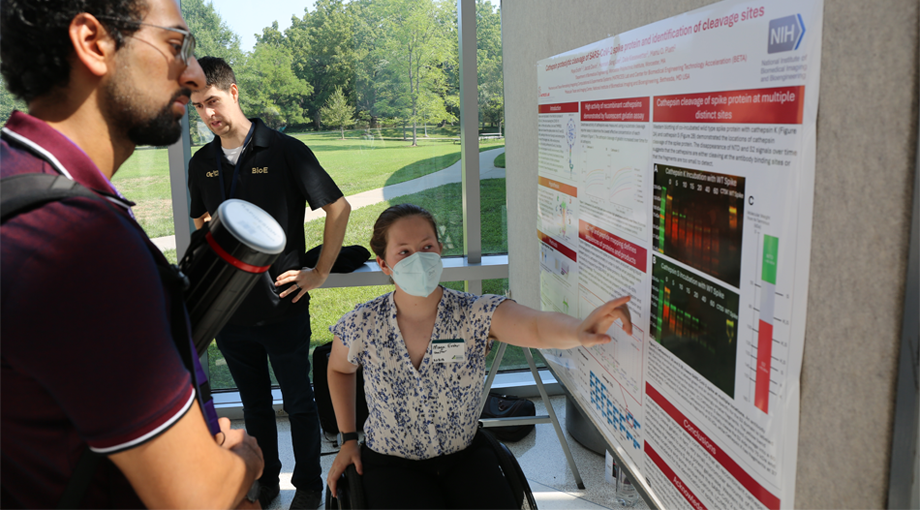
578, 220, 647, 273
645, 442, 708, 510
646, 384, 781, 510
537, 230, 577, 262
581, 97, 650, 122
654, 86, 804, 124
538, 102, 579, 114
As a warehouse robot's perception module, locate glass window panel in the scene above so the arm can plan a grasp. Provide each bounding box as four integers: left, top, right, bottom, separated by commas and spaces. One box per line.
185, 0, 471, 390
477, 1, 507, 256
111, 147, 173, 237
207, 340, 279, 391
477, 278, 548, 373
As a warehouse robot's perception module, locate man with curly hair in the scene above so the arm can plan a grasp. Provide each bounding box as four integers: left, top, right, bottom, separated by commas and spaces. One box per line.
0, 0, 265, 508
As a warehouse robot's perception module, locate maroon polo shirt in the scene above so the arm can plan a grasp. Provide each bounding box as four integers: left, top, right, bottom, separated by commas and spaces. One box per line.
1, 111, 195, 508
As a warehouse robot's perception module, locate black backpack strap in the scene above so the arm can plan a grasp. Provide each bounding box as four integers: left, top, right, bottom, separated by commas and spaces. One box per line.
1, 173, 210, 507
0, 173, 99, 223
1, 173, 105, 509
56, 448, 101, 509
157, 264, 211, 405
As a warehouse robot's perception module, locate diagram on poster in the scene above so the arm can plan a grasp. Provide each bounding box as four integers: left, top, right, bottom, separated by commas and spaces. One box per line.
536, 1, 822, 508
582, 138, 648, 234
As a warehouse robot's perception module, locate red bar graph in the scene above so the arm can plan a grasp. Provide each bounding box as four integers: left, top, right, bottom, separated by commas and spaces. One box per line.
755, 320, 773, 412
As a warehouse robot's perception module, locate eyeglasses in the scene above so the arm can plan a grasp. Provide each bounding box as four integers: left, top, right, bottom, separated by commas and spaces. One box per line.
95, 15, 196, 66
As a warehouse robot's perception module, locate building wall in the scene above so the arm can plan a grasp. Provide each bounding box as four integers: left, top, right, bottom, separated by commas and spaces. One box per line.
502, 1, 917, 508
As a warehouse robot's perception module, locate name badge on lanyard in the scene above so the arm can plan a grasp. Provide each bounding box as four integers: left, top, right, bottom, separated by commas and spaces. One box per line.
431, 339, 465, 363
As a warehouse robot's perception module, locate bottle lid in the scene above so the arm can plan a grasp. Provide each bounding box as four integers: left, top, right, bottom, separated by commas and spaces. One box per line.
216, 199, 286, 255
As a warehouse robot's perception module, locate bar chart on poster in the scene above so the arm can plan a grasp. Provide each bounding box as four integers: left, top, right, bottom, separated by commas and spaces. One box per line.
744, 230, 793, 416
535, 0, 823, 508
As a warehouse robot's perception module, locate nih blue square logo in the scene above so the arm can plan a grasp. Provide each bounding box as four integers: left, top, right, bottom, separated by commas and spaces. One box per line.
768, 14, 805, 54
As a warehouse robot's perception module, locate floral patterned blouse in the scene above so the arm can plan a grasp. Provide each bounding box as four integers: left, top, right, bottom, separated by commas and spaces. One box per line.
331, 288, 507, 460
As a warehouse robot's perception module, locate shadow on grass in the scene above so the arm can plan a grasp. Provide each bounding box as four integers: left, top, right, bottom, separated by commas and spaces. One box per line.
382, 143, 505, 189
385, 152, 461, 187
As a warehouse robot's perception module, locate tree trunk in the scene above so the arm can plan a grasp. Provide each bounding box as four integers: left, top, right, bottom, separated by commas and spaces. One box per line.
412, 121, 417, 147
424, 123, 428, 137
340, 125, 345, 139
314, 114, 321, 131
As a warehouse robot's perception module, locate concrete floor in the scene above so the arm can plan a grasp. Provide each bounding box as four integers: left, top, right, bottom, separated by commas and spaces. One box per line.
246, 394, 649, 510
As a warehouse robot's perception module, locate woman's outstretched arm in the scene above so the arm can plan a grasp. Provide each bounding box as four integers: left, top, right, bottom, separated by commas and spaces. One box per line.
489, 296, 632, 349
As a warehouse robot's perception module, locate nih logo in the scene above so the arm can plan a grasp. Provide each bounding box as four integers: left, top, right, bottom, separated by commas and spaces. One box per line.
768, 14, 806, 54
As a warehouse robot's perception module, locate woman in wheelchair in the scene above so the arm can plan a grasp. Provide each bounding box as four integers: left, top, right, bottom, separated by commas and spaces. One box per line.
326, 204, 632, 509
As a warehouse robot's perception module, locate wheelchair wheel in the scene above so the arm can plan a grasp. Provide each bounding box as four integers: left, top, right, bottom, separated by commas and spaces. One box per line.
323, 485, 336, 510
325, 464, 365, 510
478, 429, 538, 510
496, 440, 538, 510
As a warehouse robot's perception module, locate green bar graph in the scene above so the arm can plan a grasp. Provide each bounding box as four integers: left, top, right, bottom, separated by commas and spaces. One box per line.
762, 235, 778, 285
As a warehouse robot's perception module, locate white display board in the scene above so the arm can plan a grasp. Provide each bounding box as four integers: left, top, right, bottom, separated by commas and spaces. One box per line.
536, 1, 823, 508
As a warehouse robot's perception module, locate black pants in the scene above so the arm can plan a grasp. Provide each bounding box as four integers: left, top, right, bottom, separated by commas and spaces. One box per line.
360, 432, 518, 509
216, 311, 322, 491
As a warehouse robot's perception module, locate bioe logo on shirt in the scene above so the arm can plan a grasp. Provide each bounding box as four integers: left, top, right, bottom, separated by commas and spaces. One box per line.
252, 167, 269, 174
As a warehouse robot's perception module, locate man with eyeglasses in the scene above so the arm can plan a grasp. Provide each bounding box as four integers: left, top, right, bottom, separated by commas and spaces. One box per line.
1, 0, 264, 508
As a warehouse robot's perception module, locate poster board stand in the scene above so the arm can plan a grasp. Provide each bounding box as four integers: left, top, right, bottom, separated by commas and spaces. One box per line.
478, 342, 585, 489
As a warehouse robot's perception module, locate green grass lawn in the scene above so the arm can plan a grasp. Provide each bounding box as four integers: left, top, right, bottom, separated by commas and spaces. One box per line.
288, 133, 505, 196
112, 133, 504, 239
112, 148, 176, 238
494, 152, 505, 168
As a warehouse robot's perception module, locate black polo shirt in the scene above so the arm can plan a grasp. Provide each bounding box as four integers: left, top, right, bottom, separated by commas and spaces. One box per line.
188, 118, 343, 325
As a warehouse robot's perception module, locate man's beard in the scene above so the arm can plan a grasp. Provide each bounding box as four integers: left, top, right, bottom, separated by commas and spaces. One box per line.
104, 77, 190, 146
125, 91, 187, 146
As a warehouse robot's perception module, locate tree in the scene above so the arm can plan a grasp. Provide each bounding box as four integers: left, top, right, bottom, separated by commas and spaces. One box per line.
181, 0, 245, 66
239, 28, 313, 130
417, 91, 455, 136
287, 0, 357, 130
350, 0, 387, 128
477, 0, 503, 133
255, 20, 285, 48
375, 0, 455, 146
320, 86, 356, 139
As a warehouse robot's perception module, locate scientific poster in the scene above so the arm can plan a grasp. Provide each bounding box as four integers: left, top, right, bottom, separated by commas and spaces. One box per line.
536, 0, 822, 508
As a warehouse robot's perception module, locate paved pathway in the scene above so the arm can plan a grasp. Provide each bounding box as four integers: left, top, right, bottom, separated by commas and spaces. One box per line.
150, 147, 506, 252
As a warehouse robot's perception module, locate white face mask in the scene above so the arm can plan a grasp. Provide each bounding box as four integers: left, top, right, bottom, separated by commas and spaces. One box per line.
388, 251, 443, 297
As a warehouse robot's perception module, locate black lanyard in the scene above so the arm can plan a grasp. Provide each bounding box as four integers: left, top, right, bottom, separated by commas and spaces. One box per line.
217, 122, 256, 201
